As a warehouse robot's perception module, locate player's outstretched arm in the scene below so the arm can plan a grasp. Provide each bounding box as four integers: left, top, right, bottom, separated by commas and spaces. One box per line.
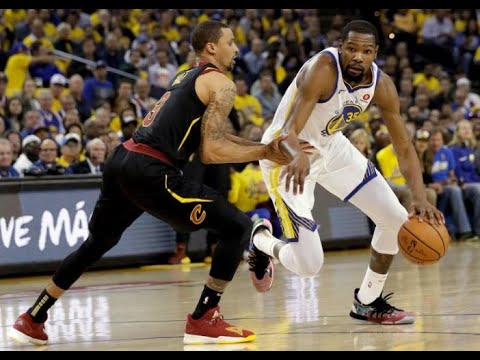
278, 54, 335, 195
199, 74, 288, 165
374, 72, 444, 225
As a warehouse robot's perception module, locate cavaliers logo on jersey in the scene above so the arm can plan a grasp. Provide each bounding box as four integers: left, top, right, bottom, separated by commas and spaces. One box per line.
325, 104, 362, 135
190, 204, 206, 225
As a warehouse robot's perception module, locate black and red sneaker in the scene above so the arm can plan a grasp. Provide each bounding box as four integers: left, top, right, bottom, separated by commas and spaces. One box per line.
183, 306, 255, 344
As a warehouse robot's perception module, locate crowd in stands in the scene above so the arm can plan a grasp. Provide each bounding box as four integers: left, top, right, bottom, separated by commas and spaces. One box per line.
1, 9, 480, 249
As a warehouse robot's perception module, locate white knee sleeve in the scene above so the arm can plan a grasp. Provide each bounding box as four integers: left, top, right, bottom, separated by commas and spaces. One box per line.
348, 175, 408, 255
279, 227, 324, 277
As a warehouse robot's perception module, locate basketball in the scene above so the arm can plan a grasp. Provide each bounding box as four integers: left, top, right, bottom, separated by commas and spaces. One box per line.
398, 218, 450, 265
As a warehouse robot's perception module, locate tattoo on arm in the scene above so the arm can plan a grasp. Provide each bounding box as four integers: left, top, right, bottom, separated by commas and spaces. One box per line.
225, 133, 263, 147
201, 82, 236, 142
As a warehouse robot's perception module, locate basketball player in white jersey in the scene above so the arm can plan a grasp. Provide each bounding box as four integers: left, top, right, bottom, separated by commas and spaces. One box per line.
247, 20, 445, 324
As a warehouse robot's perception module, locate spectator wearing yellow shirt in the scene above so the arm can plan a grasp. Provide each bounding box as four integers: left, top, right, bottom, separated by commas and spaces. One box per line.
4, 42, 55, 97
64, 10, 86, 45
278, 10, 303, 44
376, 142, 412, 210
48, 74, 70, 113
176, 51, 196, 74
3, 9, 26, 29
56, 133, 86, 168
234, 76, 264, 126
53, 22, 75, 74
4, 43, 31, 97
157, 10, 180, 41
229, 162, 270, 213
38, 9, 57, 41
23, 18, 54, 52
413, 63, 441, 97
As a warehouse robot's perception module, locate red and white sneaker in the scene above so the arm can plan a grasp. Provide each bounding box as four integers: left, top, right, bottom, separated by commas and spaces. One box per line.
183, 306, 255, 345
8, 313, 48, 345
350, 288, 416, 325
248, 218, 275, 293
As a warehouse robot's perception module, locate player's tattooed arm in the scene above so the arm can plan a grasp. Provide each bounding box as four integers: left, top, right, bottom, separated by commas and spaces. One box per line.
200, 80, 288, 164
224, 133, 263, 147
200, 83, 235, 142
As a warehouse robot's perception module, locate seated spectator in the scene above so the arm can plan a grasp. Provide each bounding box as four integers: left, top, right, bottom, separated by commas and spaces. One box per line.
251, 70, 282, 120
68, 74, 92, 122
13, 134, 41, 177
234, 76, 264, 126
25, 138, 71, 176
148, 48, 177, 98
131, 78, 157, 119
99, 131, 121, 156
66, 37, 98, 80
37, 89, 64, 136
0, 72, 9, 115
119, 108, 139, 142
349, 127, 373, 160
62, 109, 82, 131
412, 129, 438, 207
82, 60, 114, 109
57, 133, 85, 168
376, 133, 437, 210
32, 125, 50, 141
69, 138, 106, 174
0, 138, 20, 178
19, 79, 41, 113
3, 96, 24, 131
456, 77, 480, 109
449, 120, 480, 237
430, 128, 476, 240
4, 130, 21, 163
0, 116, 6, 137
49, 74, 69, 113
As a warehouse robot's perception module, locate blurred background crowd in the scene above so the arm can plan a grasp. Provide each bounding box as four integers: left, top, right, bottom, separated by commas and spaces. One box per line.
0, 9, 479, 261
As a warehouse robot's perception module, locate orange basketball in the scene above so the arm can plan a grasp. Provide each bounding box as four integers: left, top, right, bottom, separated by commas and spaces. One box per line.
397, 218, 450, 265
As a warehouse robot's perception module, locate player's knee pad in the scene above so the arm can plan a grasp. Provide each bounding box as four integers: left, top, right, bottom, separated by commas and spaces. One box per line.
280, 227, 324, 277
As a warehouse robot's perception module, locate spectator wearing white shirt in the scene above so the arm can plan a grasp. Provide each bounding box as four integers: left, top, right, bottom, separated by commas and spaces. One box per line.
13, 134, 41, 177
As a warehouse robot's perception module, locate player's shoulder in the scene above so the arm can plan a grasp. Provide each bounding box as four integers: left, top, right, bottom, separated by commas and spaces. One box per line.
196, 69, 235, 104
375, 70, 395, 89
304, 50, 337, 75
198, 69, 234, 87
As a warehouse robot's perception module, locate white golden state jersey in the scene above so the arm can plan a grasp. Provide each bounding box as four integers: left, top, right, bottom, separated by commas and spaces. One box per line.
262, 47, 381, 148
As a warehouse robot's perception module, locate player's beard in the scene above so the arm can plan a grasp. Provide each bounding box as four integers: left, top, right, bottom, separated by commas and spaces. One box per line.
343, 68, 364, 83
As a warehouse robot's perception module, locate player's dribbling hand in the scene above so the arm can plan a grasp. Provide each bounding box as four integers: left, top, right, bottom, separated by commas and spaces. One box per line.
280, 152, 310, 195
409, 199, 445, 225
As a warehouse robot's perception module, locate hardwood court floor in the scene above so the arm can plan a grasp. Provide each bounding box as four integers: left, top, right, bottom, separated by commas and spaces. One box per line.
1, 241, 479, 351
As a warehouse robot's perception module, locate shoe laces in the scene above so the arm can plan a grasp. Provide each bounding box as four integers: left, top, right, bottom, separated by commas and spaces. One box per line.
369, 292, 403, 317
247, 248, 270, 279
208, 310, 225, 326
